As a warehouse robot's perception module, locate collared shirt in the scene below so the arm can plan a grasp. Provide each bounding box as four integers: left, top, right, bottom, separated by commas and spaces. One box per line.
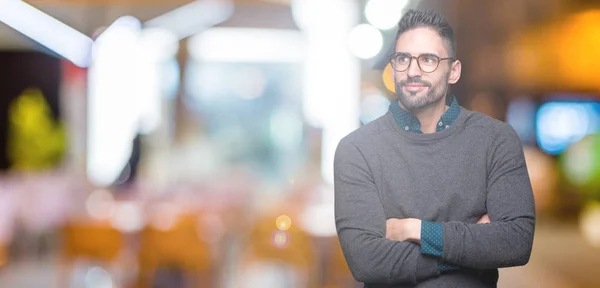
389, 95, 461, 134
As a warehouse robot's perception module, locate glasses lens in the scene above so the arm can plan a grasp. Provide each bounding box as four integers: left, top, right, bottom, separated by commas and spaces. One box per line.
391, 54, 410, 71
418, 55, 440, 72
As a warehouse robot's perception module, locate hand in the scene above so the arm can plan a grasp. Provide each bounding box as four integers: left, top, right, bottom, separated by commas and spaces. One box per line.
477, 214, 491, 224
386, 218, 421, 243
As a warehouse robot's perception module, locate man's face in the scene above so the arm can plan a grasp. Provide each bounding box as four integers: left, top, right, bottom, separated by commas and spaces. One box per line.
392, 27, 461, 110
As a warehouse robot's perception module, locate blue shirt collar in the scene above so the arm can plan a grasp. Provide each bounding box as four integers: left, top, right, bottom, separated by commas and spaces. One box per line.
390, 95, 461, 134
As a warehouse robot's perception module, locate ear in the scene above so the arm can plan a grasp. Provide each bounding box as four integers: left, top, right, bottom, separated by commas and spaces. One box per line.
448, 60, 461, 84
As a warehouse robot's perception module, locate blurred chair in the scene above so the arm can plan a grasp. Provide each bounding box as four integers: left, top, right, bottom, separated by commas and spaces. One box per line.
60, 220, 124, 287
236, 211, 319, 288
61, 220, 123, 262
136, 212, 214, 288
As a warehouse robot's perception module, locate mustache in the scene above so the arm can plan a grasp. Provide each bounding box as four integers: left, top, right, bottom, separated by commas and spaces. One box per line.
398, 78, 431, 87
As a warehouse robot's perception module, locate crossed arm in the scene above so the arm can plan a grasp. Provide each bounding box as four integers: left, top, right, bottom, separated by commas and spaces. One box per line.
334, 128, 535, 284
385, 214, 490, 244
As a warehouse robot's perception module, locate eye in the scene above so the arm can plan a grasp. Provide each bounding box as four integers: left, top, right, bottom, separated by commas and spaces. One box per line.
395, 54, 411, 63
423, 56, 437, 63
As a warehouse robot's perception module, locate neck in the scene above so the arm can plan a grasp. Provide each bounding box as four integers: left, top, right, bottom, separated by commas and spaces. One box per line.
399, 96, 449, 134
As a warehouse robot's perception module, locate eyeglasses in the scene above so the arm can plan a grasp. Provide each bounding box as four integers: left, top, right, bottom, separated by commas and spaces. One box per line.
389, 52, 455, 73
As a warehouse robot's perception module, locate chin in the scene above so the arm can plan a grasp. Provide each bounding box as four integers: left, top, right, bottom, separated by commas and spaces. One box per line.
407, 102, 432, 110
399, 96, 431, 109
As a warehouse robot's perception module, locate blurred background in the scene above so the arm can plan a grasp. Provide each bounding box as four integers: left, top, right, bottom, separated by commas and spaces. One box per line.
0, 0, 600, 287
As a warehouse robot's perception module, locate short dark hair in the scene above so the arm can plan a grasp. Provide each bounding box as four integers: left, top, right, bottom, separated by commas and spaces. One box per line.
395, 9, 456, 58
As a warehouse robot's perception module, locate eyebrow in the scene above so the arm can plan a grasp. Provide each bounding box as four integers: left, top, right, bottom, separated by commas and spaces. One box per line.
394, 52, 441, 57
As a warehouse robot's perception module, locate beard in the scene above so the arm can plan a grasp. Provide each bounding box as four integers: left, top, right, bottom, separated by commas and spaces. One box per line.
395, 74, 450, 110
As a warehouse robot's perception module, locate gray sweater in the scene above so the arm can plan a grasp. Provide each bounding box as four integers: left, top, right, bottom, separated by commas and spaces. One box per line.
334, 108, 535, 287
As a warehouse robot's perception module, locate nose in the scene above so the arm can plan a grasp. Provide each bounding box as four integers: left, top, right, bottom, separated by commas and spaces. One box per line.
406, 57, 422, 78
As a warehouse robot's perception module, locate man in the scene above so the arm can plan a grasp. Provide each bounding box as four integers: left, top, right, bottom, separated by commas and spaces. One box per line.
334, 9, 535, 287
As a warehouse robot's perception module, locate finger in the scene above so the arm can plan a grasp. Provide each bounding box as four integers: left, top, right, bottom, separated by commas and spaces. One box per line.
477, 215, 488, 224
478, 215, 491, 224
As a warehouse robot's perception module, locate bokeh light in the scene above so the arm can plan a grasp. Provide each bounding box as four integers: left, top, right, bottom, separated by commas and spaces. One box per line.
270, 229, 290, 249
365, 0, 410, 30
233, 67, 267, 100
382, 63, 396, 93
556, 10, 600, 91
110, 201, 144, 233
536, 101, 600, 155
523, 146, 558, 213
84, 266, 114, 288
348, 24, 383, 59
360, 90, 391, 125
149, 202, 180, 231
275, 215, 292, 231
562, 133, 600, 197
579, 201, 600, 248
85, 189, 116, 220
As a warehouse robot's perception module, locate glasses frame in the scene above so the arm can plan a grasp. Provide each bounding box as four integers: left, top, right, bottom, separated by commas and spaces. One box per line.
389, 52, 455, 73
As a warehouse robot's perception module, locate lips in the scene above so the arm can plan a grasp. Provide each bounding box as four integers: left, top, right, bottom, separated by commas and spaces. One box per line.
403, 84, 427, 92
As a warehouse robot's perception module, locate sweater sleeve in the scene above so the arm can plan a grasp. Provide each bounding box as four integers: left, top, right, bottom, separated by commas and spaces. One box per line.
334, 138, 441, 284
440, 123, 536, 269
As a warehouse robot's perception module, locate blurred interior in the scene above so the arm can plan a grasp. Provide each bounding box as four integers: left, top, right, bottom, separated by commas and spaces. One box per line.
1, 0, 600, 287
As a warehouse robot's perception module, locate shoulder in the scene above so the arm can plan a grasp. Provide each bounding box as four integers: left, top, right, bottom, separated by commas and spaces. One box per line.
462, 109, 520, 143
461, 110, 524, 164
336, 112, 392, 158
338, 112, 393, 148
